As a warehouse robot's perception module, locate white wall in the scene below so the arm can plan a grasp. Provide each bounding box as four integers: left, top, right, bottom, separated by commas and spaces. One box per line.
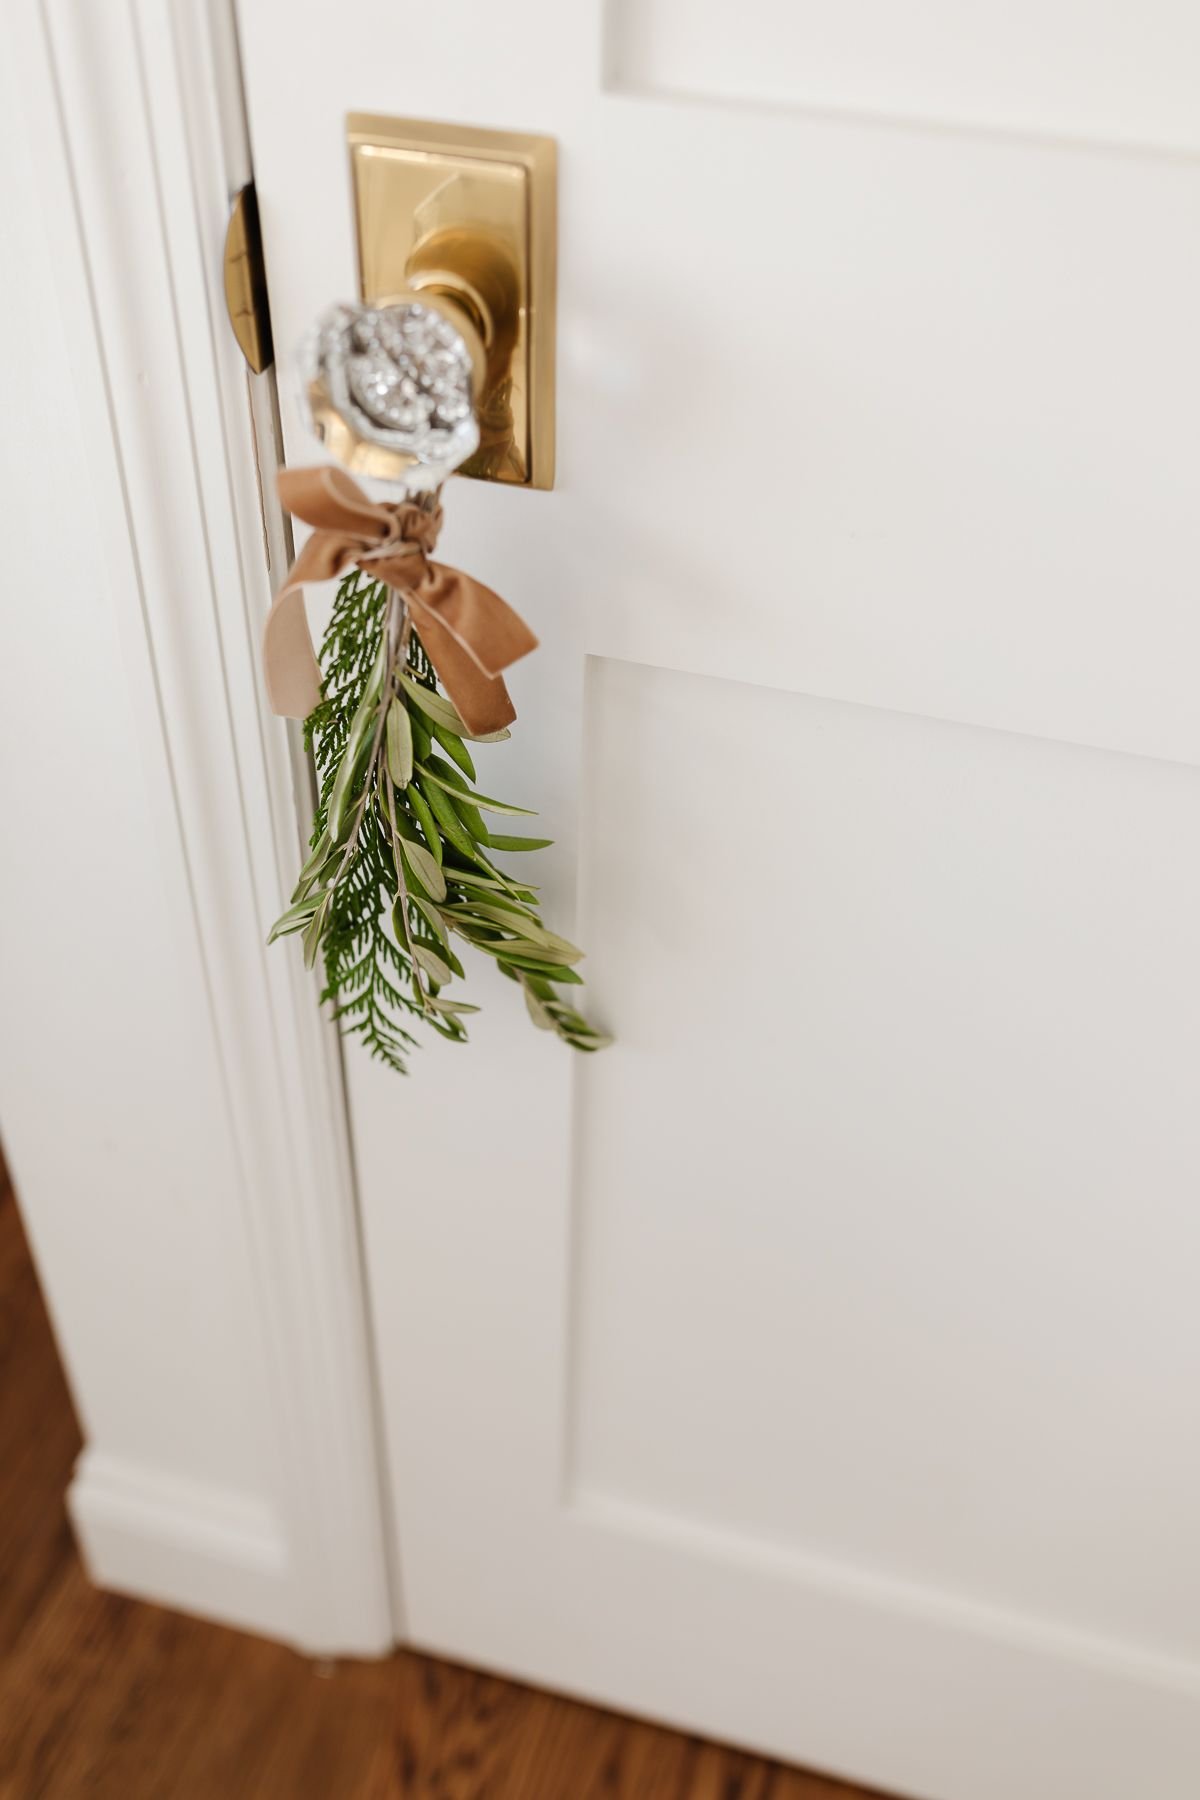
0, 0, 391, 1653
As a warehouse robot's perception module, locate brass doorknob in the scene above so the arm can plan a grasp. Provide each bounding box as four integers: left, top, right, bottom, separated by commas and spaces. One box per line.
301, 228, 521, 487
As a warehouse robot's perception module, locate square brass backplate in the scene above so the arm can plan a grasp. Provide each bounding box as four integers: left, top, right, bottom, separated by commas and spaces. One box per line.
347, 114, 556, 489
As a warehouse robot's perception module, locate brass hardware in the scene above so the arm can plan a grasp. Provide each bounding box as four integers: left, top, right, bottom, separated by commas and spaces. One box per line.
222, 184, 273, 375
347, 115, 556, 489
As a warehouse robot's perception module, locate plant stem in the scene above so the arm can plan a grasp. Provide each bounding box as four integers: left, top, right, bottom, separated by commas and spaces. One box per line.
378, 600, 432, 1010
324, 589, 401, 903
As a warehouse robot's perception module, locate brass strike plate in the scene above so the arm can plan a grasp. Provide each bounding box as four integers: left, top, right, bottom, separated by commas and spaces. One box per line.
347, 114, 556, 489
223, 184, 273, 374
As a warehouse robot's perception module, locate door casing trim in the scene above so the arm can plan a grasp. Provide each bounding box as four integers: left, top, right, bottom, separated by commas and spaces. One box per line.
18, 0, 396, 1655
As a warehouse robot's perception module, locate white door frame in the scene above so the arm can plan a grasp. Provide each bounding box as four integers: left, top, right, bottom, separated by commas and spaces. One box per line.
14, 0, 393, 1655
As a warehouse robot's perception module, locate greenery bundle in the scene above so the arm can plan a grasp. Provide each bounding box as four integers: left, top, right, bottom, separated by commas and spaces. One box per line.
269, 568, 609, 1074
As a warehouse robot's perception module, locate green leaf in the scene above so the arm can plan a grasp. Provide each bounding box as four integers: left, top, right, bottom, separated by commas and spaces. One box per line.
399, 673, 512, 743
457, 903, 583, 962
425, 753, 470, 792
412, 942, 453, 987
326, 735, 363, 843
463, 790, 536, 818
332, 719, 384, 843
408, 709, 434, 764
294, 829, 331, 889
390, 898, 462, 976
411, 897, 450, 947
398, 674, 470, 737
416, 762, 535, 817
403, 783, 443, 864
328, 637, 387, 838
468, 941, 584, 980
407, 923, 465, 978
446, 892, 538, 927
444, 868, 539, 897
385, 698, 413, 787
444, 790, 490, 845
446, 848, 531, 887
291, 851, 341, 904
268, 895, 321, 943
417, 773, 480, 861
564, 1029, 614, 1051
487, 834, 554, 853
503, 958, 586, 983
399, 836, 447, 902
425, 1012, 469, 1041
541, 998, 583, 1021
430, 723, 476, 781
425, 994, 481, 1016
523, 985, 555, 1030
302, 895, 330, 969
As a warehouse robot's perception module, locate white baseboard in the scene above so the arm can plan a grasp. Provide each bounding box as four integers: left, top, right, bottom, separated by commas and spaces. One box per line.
68, 1449, 299, 1646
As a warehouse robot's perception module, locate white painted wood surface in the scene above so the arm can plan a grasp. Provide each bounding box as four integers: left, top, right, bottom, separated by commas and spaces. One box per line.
611, 0, 1200, 151
239, 1, 1200, 1793
2, 0, 392, 1654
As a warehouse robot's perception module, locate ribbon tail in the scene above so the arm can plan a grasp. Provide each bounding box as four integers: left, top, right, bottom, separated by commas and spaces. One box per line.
262, 524, 358, 720
409, 603, 518, 736
420, 562, 539, 681
401, 563, 537, 733
262, 582, 324, 720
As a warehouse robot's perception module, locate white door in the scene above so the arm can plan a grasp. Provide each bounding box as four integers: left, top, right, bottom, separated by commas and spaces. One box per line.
237, 6, 1200, 1795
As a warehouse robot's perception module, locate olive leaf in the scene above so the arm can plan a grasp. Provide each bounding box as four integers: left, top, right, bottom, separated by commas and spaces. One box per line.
327, 635, 387, 839
524, 986, 555, 1030
399, 835, 447, 903
385, 698, 413, 788
267, 895, 322, 942
426, 994, 481, 1017
411, 897, 451, 947
486, 834, 554, 853
412, 942, 454, 987
430, 723, 476, 780
416, 761, 536, 817
403, 782, 443, 864
417, 770, 479, 860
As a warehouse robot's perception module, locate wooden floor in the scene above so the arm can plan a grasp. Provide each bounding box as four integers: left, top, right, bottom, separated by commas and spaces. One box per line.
0, 1160, 883, 1800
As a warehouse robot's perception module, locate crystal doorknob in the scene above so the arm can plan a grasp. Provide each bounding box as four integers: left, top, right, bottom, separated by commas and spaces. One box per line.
301, 223, 523, 489
302, 295, 482, 486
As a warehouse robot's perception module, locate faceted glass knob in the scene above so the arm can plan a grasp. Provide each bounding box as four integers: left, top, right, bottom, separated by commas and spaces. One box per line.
300, 299, 482, 486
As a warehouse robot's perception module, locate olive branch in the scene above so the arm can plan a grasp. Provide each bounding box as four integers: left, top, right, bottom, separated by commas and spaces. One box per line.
269, 568, 610, 1074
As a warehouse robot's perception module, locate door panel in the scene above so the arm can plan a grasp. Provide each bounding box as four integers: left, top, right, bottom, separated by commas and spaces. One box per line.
238, 3, 1200, 1793
611, 0, 1200, 151
572, 660, 1200, 1657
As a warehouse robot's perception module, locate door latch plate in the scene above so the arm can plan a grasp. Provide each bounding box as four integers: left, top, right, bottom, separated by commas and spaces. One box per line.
347, 114, 556, 490
223, 184, 273, 375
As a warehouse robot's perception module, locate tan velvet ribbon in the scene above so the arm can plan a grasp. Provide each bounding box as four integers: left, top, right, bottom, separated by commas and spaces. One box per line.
263, 466, 538, 735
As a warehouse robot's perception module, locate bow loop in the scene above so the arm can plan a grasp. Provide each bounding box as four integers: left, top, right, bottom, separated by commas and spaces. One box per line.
277, 464, 391, 537
262, 468, 537, 734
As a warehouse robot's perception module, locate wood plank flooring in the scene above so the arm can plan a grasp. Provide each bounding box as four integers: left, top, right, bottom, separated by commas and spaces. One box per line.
0, 1158, 883, 1800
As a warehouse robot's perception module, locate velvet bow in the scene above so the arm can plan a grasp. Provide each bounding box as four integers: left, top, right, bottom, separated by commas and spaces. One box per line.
263, 465, 537, 735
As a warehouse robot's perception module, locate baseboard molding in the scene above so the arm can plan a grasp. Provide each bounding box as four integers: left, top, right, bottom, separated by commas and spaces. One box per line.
69, 1449, 299, 1645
